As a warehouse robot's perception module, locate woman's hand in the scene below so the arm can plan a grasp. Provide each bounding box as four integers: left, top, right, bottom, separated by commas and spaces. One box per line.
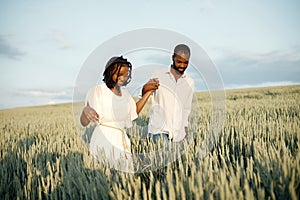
80, 102, 99, 126
83, 103, 99, 123
142, 78, 159, 96
137, 79, 160, 114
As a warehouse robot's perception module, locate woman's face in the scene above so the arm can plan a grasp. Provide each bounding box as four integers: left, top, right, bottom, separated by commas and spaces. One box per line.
112, 65, 130, 87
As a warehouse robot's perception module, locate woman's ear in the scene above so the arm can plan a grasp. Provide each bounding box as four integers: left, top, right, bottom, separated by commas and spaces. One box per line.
111, 65, 119, 83
112, 73, 117, 82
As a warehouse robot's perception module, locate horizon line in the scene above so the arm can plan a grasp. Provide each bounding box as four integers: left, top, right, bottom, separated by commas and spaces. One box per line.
1, 83, 299, 111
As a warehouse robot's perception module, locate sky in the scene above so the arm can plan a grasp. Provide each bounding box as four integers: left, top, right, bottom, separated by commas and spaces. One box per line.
1, 0, 300, 110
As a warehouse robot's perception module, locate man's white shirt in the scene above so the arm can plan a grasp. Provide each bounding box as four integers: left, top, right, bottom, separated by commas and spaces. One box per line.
148, 68, 194, 142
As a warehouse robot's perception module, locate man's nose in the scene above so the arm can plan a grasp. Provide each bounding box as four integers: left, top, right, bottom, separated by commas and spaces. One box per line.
179, 63, 186, 68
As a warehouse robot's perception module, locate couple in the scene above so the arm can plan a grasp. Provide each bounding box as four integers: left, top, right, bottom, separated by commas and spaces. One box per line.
80, 44, 194, 171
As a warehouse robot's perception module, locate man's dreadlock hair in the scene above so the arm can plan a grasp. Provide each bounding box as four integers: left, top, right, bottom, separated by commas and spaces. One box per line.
102, 56, 132, 89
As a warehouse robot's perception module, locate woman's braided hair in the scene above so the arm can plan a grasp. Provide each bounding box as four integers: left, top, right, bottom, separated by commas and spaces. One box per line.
102, 56, 132, 89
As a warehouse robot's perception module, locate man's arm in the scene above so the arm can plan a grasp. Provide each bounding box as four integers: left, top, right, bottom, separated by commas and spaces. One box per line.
183, 81, 194, 131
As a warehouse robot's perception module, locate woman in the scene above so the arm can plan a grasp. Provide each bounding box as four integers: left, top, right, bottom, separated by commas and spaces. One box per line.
80, 56, 158, 171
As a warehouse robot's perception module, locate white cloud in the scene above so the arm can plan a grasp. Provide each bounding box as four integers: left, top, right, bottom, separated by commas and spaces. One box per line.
200, 0, 215, 9
23, 90, 67, 97
16, 87, 73, 101
236, 50, 300, 63
47, 100, 56, 105
50, 30, 72, 50
0, 34, 26, 59
225, 81, 300, 90
215, 47, 300, 63
0, 87, 74, 110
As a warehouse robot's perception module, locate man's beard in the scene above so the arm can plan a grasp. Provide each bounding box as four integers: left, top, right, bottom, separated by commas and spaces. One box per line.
172, 62, 186, 75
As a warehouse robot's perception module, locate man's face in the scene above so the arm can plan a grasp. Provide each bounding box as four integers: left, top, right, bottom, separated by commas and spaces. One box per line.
172, 51, 190, 74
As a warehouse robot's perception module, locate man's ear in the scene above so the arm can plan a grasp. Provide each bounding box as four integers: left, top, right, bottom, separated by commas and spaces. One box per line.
172, 54, 175, 62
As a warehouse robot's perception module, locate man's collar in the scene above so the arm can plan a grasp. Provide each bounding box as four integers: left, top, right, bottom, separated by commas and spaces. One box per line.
166, 68, 186, 78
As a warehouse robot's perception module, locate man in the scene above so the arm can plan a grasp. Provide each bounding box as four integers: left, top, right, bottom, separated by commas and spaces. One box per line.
143, 44, 194, 148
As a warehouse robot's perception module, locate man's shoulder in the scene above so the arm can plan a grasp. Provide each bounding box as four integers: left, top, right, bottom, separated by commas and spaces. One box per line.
152, 68, 169, 77
183, 73, 194, 83
182, 74, 194, 91
185, 74, 194, 82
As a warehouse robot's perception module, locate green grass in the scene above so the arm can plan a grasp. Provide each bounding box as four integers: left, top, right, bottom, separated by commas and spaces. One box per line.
1, 85, 299, 199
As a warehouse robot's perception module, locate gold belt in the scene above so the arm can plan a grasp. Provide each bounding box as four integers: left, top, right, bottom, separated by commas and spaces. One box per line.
98, 123, 131, 158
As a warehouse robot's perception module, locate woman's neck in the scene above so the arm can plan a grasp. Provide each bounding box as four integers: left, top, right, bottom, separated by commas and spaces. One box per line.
111, 85, 122, 96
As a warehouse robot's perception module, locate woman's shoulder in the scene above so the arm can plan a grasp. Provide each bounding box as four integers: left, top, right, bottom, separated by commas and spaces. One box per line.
122, 88, 133, 98
88, 84, 106, 95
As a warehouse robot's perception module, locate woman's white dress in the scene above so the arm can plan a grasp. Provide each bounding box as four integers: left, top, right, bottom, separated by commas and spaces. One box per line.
85, 84, 137, 171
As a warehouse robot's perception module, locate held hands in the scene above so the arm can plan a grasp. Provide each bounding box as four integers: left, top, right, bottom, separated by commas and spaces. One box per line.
142, 78, 159, 96
136, 78, 159, 114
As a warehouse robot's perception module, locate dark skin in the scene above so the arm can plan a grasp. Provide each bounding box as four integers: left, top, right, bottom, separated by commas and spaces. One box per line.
142, 51, 189, 95
80, 65, 159, 127
142, 51, 190, 136
171, 51, 190, 80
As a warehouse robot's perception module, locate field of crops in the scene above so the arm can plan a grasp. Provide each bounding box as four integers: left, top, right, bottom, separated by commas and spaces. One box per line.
1, 85, 299, 199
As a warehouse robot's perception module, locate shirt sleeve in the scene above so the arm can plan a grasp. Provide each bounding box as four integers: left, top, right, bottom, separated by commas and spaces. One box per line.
183, 79, 194, 127
84, 86, 103, 121
84, 87, 93, 106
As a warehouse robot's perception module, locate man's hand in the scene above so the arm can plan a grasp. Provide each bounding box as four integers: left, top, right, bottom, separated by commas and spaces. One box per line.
142, 78, 159, 96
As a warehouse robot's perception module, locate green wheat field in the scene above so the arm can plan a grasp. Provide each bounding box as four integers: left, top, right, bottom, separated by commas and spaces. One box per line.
1, 85, 299, 199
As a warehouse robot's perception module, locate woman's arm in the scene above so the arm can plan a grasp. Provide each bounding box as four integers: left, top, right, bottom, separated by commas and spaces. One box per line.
136, 91, 152, 114
136, 79, 159, 114
80, 102, 99, 126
